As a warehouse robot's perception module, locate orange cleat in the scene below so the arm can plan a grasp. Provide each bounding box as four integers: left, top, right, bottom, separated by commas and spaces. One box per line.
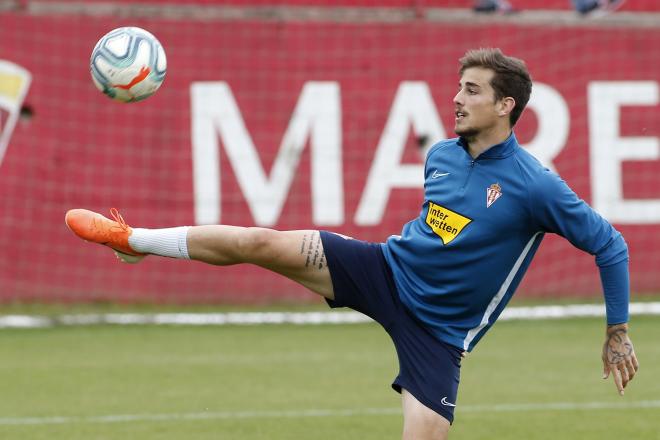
65, 208, 145, 263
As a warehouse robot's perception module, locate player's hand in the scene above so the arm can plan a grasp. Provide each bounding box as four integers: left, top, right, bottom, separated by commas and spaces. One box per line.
602, 323, 638, 396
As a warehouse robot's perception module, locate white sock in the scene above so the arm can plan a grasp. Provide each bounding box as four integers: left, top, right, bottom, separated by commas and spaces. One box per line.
128, 227, 191, 259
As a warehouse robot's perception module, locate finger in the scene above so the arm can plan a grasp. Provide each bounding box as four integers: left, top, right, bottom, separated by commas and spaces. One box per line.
632, 353, 640, 371
602, 362, 610, 380
612, 368, 624, 396
617, 367, 628, 389
626, 359, 637, 381
620, 363, 630, 383
619, 364, 629, 387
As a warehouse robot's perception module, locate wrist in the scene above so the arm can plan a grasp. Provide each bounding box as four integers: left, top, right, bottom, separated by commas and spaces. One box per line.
606, 322, 628, 335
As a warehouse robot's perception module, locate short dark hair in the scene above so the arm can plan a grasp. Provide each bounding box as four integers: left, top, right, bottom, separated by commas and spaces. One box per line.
459, 48, 532, 127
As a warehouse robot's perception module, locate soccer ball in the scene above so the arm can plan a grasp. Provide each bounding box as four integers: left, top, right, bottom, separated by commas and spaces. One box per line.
90, 27, 167, 102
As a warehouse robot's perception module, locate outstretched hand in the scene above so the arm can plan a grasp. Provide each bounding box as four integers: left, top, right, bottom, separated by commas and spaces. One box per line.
602, 323, 638, 395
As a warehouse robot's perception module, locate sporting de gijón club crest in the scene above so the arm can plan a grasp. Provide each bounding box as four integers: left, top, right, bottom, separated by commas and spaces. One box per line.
486, 183, 502, 208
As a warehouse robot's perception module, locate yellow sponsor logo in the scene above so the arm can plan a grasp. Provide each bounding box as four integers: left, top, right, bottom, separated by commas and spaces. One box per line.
425, 202, 472, 245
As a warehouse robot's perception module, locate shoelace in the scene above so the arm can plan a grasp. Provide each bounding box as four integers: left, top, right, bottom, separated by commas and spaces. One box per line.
109, 207, 130, 232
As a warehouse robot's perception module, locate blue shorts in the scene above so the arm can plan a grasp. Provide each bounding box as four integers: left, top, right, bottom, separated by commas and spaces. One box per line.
320, 231, 462, 423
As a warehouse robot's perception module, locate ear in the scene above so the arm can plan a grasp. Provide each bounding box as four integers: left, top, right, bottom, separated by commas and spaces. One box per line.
497, 97, 516, 117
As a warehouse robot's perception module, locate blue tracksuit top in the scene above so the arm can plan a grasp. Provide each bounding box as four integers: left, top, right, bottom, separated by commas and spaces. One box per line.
381, 133, 629, 352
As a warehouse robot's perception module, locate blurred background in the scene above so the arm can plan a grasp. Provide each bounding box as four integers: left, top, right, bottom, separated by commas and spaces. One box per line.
1, 0, 658, 306
0, 2, 658, 439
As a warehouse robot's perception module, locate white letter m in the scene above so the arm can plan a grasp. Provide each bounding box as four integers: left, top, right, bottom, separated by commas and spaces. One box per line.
191, 81, 343, 226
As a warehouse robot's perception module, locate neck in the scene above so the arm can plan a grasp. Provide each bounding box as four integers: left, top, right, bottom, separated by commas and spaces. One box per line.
464, 126, 512, 158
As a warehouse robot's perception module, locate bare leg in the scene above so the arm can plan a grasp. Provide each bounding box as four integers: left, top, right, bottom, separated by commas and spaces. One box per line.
401, 389, 450, 440
187, 226, 334, 300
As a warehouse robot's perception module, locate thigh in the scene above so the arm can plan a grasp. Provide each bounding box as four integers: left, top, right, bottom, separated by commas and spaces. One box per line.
319, 231, 401, 327
250, 229, 335, 300
402, 389, 450, 440
390, 308, 462, 425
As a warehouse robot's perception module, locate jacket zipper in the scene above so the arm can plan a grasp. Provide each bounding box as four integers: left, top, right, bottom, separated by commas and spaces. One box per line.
461, 159, 476, 192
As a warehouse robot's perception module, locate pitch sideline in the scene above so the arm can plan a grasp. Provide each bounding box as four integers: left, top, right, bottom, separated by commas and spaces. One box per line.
1, 400, 659, 426
1, 302, 659, 329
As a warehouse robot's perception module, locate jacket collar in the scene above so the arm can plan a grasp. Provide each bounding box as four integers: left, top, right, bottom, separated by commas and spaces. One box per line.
457, 131, 519, 160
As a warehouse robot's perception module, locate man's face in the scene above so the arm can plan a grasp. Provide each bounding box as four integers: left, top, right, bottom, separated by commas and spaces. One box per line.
453, 67, 503, 138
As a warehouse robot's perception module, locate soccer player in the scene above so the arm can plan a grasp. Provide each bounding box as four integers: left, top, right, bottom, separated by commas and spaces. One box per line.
65, 48, 638, 440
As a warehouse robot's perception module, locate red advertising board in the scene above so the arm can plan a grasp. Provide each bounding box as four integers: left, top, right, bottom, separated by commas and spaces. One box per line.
0, 11, 658, 303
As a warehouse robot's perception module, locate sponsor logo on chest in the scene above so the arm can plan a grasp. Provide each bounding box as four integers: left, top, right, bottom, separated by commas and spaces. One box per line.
425, 202, 472, 245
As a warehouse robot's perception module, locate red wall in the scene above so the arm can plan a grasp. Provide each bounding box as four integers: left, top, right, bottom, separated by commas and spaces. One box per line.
0, 11, 658, 303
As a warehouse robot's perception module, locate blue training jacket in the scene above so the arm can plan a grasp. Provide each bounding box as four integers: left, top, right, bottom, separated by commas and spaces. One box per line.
381, 133, 629, 352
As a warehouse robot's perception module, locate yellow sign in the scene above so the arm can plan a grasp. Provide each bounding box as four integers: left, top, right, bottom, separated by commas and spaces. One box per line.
425, 202, 472, 245
0, 72, 24, 100
0, 60, 32, 166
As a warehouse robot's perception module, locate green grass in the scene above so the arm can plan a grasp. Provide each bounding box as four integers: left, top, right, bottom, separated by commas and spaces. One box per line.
0, 316, 657, 439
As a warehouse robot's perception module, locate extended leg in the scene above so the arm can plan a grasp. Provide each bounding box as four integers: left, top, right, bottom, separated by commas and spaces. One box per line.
65, 209, 335, 300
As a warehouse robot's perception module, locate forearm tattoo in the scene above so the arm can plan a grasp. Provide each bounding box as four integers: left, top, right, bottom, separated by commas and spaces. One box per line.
300, 232, 326, 270
606, 328, 633, 364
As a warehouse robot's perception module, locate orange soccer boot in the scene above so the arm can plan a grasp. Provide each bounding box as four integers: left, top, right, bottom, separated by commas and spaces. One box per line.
65, 208, 145, 263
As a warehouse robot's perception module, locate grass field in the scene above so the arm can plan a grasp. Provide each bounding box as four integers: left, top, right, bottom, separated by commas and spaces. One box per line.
0, 314, 658, 439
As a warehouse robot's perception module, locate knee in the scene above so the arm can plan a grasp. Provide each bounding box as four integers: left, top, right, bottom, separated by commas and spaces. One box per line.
403, 417, 449, 440
236, 227, 279, 261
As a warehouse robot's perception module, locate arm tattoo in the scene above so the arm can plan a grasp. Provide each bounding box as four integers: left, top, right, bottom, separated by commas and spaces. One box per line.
606, 328, 633, 364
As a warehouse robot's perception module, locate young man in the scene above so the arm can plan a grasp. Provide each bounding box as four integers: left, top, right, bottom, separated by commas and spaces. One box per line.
66, 48, 638, 440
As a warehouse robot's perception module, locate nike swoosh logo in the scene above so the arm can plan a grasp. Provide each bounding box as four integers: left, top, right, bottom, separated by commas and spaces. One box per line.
441, 397, 456, 407
431, 171, 450, 179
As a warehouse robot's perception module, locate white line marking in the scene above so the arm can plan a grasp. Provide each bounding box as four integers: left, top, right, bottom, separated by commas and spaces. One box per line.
2, 400, 659, 426
1, 302, 659, 329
